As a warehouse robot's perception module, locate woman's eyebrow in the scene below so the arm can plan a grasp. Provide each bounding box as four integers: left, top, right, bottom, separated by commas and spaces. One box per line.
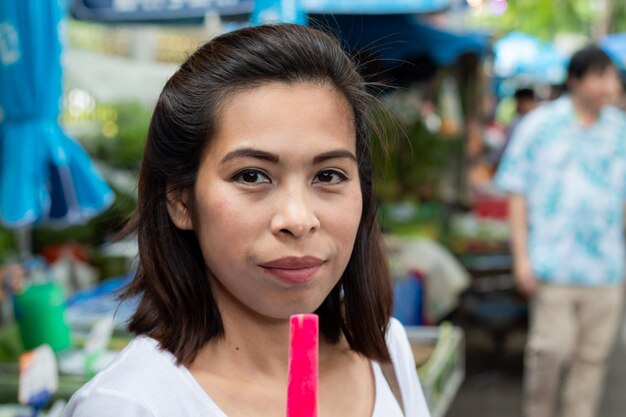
220, 148, 280, 164
313, 150, 357, 164
220, 148, 357, 165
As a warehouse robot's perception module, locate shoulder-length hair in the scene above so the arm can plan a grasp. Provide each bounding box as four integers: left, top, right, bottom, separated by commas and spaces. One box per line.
122, 23, 393, 366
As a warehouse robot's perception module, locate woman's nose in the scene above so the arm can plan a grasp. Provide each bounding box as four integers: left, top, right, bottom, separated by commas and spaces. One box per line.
270, 188, 320, 239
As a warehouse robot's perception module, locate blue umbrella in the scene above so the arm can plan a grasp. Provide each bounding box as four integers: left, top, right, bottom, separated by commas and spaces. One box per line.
0, 0, 114, 231
601, 33, 626, 75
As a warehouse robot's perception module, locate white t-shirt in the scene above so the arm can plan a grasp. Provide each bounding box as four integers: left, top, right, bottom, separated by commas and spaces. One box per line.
62, 318, 430, 417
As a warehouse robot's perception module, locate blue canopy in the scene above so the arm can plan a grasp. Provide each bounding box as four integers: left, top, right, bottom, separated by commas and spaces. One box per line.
313, 14, 489, 67
0, 0, 114, 228
494, 32, 567, 85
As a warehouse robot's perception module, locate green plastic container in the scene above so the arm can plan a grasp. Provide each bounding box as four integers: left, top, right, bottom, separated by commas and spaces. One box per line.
13, 283, 71, 352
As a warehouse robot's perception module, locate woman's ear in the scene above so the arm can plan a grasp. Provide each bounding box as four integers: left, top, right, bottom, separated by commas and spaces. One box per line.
166, 188, 193, 230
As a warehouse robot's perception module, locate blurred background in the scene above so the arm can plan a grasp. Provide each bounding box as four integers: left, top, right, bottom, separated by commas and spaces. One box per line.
0, 0, 625, 416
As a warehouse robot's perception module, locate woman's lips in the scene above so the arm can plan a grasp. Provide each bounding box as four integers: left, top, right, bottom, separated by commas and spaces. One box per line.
260, 256, 324, 284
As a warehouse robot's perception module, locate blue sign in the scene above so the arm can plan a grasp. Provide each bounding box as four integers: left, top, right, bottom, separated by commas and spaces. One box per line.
71, 0, 254, 22
251, 0, 306, 25
302, 0, 451, 14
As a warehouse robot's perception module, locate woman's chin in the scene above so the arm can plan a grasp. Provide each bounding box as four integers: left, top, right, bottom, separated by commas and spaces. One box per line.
250, 299, 325, 322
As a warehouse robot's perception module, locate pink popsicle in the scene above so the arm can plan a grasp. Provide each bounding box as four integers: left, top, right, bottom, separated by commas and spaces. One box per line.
287, 314, 319, 417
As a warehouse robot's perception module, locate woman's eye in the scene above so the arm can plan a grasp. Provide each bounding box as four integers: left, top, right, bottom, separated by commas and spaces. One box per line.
314, 170, 348, 185
232, 169, 270, 185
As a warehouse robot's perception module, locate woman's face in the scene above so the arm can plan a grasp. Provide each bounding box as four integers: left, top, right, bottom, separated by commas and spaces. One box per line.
174, 82, 362, 320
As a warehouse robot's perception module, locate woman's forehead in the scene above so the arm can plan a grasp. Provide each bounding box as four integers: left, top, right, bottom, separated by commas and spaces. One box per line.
206, 82, 357, 161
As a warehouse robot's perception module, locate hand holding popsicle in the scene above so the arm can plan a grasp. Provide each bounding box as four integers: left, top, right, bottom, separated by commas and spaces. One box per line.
287, 314, 319, 417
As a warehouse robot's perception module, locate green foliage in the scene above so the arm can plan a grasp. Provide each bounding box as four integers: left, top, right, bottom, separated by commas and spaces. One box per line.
613, 1, 626, 33
98, 101, 151, 170
471, 0, 606, 39
371, 101, 462, 203
64, 100, 151, 170
0, 227, 16, 263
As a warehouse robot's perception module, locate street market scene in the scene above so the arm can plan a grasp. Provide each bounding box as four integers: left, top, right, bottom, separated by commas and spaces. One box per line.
1, 0, 626, 416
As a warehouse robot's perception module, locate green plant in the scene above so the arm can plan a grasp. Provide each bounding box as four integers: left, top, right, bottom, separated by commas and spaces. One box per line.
99, 101, 151, 170
0, 226, 16, 263
371, 88, 463, 203
469, 0, 626, 40
64, 99, 151, 170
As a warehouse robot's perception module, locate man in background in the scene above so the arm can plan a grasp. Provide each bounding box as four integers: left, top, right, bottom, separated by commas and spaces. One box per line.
507, 88, 539, 139
496, 46, 626, 417
496, 87, 539, 166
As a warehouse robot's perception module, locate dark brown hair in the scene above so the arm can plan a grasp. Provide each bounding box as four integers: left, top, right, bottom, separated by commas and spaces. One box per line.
567, 45, 615, 81
122, 23, 393, 366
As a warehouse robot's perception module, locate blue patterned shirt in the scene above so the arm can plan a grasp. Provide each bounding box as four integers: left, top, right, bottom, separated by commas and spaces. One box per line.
496, 96, 626, 286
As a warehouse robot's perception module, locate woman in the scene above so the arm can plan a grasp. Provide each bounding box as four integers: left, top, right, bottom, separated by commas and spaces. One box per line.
63, 24, 430, 416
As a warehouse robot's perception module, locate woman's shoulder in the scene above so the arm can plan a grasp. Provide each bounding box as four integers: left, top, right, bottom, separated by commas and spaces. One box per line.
385, 318, 432, 416
386, 317, 411, 359
62, 336, 209, 417
62, 385, 155, 417
81, 336, 174, 391
385, 317, 418, 384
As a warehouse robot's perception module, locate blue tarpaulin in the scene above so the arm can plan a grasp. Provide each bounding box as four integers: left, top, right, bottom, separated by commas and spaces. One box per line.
314, 14, 489, 67
0, 0, 114, 228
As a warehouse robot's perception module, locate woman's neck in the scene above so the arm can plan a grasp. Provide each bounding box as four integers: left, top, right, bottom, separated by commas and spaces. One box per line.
571, 94, 600, 127
189, 278, 338, 383
191, 292, 291, 382
186, 280, 375, 417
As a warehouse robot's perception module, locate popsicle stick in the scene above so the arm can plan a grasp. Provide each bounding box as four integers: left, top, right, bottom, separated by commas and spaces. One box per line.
287, 314, 319, 417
